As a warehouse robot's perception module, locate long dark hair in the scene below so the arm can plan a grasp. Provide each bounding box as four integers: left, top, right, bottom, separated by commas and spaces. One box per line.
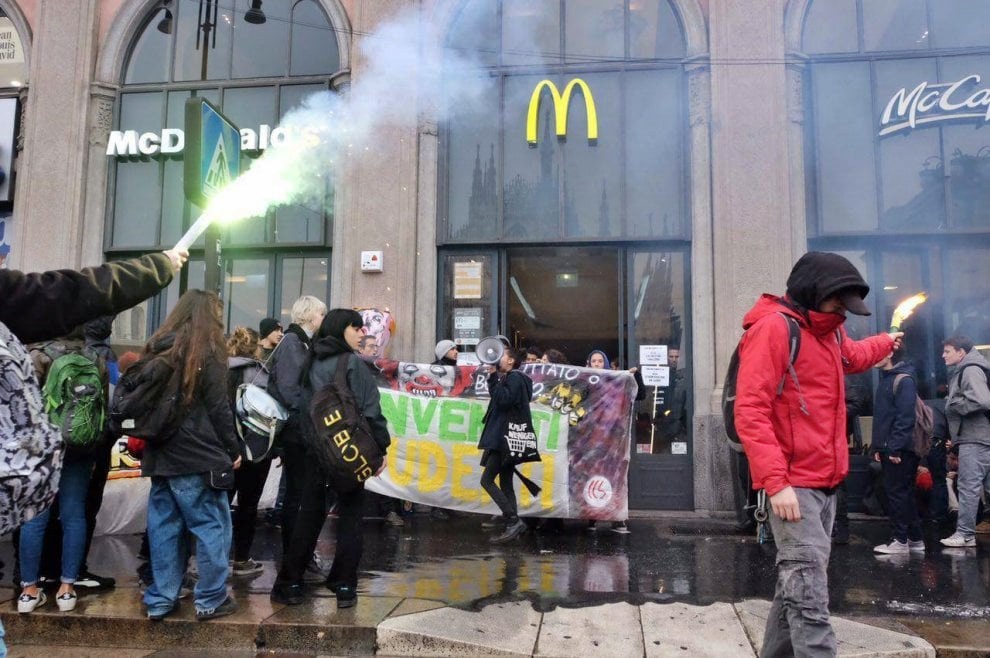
146, 289, 226, 405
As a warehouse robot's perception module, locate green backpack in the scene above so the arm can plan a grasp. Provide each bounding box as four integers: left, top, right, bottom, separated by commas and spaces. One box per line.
42, 352, 105, 447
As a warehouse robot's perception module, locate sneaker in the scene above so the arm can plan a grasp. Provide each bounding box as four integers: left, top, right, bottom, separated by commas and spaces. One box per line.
384, 511, 405, 527
611, 521, 630, 534
908, 539, 926, 553
874, 540, 910, 555
55, 590, 77, 612
491, 518, 527, 544
270, 583, 304, 606
975, 520, 990, 534
481, 515, 501, 529
335, 585, 357, 609
940, 532, 976, 547
230, 559, 264, 577
196, 596, 237, 621
74, 570, 116, 590
147, 604, 176, 621
17, 590, 47, 613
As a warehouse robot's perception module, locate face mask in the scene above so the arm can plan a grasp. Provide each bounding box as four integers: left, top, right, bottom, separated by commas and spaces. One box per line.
806, 308, 846, 336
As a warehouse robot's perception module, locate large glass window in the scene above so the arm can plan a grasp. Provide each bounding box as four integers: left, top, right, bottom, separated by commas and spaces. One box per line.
803, 0, 990, 399
109, 0, 343, 334
442, 0, 687, 243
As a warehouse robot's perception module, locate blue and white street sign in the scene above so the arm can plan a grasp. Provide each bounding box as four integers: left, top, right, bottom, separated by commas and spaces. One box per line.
183, 97, 240, 207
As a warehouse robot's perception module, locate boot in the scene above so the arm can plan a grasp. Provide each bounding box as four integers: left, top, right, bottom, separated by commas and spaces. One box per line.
491, 517, 527, 544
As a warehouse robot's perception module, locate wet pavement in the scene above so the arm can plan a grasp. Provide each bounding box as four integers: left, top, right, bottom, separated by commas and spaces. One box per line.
0, 512, 986, 654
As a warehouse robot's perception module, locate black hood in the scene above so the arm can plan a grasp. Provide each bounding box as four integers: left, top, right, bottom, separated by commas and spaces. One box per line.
313, 334, 353, 359
786, 251, 870, 312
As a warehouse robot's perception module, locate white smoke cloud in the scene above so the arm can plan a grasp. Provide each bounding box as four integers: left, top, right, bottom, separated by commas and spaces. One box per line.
200, 7, 492, 228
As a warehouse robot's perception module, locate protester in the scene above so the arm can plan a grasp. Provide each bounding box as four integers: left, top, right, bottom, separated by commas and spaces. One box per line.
268, 295, 326, 555
433, 339, 458, 366
140, 290, 242, 622
226, 326, 272, 577
735, 251, 896, 657
271, 309, 391, 608
940, 335, 990, 548
17, 324, 113, 613
871, 352, 926, 555
478, 346, 532, 544
258, 317, 283, 361
541, 348, 569, 365
0, 249, 185, 640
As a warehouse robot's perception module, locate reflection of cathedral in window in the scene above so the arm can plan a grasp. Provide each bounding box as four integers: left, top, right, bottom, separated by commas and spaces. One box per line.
457, 143, 497, 239
504, 104, 560, 238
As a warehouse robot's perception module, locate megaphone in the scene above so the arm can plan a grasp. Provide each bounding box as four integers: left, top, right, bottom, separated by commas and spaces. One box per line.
475, 335, 510, 365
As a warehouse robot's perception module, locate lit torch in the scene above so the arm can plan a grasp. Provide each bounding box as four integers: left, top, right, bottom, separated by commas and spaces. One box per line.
890, 292, 928, 332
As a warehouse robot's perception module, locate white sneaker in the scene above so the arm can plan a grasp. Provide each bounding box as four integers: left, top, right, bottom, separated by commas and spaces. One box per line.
874, 540, 909, 555
56, 591, 77, 612
908, 539, 925, 553
940, 532, 976, 547
17, 590, 47, 613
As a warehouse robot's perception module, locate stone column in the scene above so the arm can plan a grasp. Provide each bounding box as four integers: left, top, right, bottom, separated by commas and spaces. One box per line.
13, 0, 100, 271
81, 83, 117, 267
704, 0, 798, 512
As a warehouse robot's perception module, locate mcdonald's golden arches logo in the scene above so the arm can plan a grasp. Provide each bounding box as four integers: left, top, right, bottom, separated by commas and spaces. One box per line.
526, 78, 598, 146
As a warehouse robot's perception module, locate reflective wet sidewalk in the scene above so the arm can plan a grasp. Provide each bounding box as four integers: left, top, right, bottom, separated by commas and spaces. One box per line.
0, 514, 986, 655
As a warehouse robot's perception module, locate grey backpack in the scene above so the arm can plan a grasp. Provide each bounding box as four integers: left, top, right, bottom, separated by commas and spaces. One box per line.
0, 321, 64, 535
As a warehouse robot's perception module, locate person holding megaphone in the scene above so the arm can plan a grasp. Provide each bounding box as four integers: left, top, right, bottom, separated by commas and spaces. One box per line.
476, 338, 533, 544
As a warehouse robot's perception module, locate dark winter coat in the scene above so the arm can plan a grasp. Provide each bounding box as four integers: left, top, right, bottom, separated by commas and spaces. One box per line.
432, 356, 458, 367
0, 253, 174, 344
735, 294, 893, 495
478, 369, 534, 452
268, 323, 311, 440
140, 335, 240, 477
303, 338, 391, 454
871, 362, 918, 457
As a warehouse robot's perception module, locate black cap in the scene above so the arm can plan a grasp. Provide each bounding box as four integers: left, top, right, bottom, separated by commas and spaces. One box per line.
259, 317, 282, 339
837, 289, 871, 316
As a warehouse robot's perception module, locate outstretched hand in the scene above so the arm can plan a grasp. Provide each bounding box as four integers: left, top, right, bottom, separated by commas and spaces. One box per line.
162, 248, 189, 274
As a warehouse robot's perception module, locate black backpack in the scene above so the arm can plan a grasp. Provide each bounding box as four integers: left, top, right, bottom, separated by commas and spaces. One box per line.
722, 312, 802, 451
108, 354, 185, 444
308, 353, 383, 492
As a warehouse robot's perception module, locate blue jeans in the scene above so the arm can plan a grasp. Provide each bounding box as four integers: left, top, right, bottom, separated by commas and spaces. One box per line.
956, 443, 990, 539
761, 487, 837, 658
143, 474, 231, 615
19, 457, 94, 585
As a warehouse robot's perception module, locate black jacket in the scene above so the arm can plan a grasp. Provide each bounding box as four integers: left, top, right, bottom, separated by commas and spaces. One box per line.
478, 369, 533, 452
268, 323, 311, 435
304, 339, 391, 454
871, 362, 918, 456
141, 335, 240, 477
0, 253, 173, 344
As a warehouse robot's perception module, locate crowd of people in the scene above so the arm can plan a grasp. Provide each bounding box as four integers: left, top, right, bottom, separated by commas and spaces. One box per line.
3, 248, 989, 658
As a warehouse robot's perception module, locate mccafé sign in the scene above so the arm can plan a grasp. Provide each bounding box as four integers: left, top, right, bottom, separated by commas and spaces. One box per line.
880, 74, 990, 137
106, 124, 284, 157
527, 78, 598, 145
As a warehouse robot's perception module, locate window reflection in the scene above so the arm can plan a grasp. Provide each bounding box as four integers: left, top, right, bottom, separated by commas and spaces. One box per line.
280, 256, 329, 326
233, 0, 290, 79
225, 258, 270, 329
291, 0, 340, 75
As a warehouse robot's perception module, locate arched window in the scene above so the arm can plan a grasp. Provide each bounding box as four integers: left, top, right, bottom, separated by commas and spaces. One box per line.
802, 0, 990, 398
442, 0, 687, 242
109, 0, 342, 330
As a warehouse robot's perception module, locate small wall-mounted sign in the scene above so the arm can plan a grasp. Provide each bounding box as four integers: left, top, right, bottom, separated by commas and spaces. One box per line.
361, 250, 383, 272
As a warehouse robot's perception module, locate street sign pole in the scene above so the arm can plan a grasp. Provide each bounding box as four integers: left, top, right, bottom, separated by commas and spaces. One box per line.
183, 97, 240, 300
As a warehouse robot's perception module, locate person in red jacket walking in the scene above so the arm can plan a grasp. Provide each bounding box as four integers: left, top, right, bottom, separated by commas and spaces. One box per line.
735, 252, 899, 658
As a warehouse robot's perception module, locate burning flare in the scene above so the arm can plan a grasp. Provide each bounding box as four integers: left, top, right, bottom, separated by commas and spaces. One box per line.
890, 293, 928, 332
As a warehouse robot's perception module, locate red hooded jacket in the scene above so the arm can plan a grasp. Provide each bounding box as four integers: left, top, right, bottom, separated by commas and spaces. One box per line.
736, 295, 893, 495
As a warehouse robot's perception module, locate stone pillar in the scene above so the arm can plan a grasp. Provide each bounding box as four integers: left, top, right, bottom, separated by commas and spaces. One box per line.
14, 0, 100, 271
703, 0, 798, 512
81, 83, 117, 268
330, 0, 427, 362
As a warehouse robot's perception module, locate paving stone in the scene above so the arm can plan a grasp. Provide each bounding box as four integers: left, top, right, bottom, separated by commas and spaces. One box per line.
897, 618, 990, 658
386, 597, 448, 618
641, 601, 755, 658
734, 599, 936, 658
258, 594, 402, 654
377, 601, 541, 657
5, 646, 154, 657
535, 601, 642, 658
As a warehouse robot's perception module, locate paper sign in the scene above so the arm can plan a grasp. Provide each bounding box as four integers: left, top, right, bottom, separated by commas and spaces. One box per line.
639, 345, 668, 366
671, 442, 688, 455
453, 262, 483, 299
453, 307, 483, 345
640, 365, 670, 387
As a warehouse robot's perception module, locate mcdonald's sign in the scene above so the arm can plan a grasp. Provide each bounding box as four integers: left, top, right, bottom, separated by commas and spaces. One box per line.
526, 78, 598, 146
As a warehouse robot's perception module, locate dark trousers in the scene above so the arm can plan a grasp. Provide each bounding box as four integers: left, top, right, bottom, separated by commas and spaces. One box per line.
276, 453, 365, 590
227, 454, 273, 562
479, 454, 518, 520
925, 440, 949, 521
882, 452, 922, 543
279, 433, 308, 556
